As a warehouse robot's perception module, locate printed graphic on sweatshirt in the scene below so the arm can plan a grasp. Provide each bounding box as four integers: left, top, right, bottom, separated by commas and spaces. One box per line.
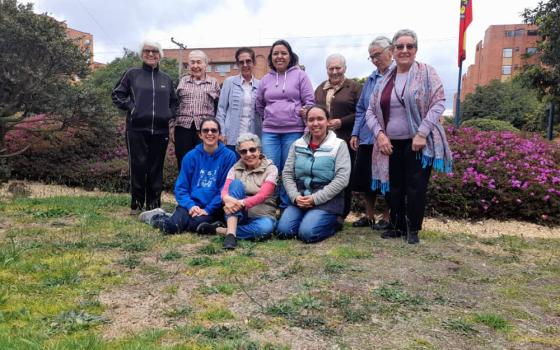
197, 169, 218, 188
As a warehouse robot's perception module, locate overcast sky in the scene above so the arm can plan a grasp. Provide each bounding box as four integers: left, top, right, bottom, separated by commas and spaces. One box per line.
31, 0, 541, 110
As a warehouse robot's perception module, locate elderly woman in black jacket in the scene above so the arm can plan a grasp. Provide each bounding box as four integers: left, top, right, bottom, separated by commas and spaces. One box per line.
112, 40, 178, 215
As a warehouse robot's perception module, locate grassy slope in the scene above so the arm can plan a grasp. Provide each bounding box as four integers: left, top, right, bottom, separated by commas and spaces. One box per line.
0, 194, 559, 349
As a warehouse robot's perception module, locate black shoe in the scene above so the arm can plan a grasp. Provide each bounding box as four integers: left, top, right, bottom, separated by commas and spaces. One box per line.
407, 231, 420, 244
352, 217, 374, 228
381, 229, 403, 239
196, 221, 223, 235
373, 219, 390, 231
223, 234, 237, 250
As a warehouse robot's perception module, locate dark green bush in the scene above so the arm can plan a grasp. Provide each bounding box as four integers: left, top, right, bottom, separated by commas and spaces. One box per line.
461, 118, 519, 132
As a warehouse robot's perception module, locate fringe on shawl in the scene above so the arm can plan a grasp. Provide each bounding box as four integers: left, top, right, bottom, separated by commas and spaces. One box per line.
418, 153, 453, 173
371, 179, 390, 195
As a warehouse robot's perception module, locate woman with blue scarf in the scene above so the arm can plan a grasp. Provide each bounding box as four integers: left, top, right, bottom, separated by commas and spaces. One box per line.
366, 29, 453, 244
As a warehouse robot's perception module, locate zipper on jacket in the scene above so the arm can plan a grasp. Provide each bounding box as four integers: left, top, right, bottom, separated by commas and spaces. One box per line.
151, 69, 155, 135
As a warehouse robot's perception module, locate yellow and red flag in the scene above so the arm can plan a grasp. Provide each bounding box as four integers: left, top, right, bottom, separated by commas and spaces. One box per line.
458, 0, 473, 66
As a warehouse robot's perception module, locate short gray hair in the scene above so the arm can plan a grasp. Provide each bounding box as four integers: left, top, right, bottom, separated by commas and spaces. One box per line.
368, 36, 392, 51
140, 40, 164, 57
236, 133, 262, 152
325, 53, 346, 68
189, 49, 208, 64
392, 29, 418, 47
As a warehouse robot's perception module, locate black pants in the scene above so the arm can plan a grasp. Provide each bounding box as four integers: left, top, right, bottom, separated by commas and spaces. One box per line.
175, 124, 201, 173
343, 141, 356, 218
388, 139, 432, 232
126, 130, 169, 210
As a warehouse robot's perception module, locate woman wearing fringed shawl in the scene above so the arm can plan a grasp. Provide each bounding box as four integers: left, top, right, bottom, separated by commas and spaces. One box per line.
365, 29, 453, 244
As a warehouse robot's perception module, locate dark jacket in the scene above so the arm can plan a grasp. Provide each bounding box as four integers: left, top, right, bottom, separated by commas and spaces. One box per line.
314, 78, 362, 142
112, 63, 178, 134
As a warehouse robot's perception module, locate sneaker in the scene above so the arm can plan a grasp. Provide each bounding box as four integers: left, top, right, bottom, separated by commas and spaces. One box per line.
138, 208, 165, 224
223, 234, 237, 250
381, 229, 403, 239
196, 221, 223, 235
352, 216, 374, 228
373, 219, 390, 231
407, 231, 420, 244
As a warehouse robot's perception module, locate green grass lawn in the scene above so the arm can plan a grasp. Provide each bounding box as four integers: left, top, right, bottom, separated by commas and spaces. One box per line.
0, 194, 559, 349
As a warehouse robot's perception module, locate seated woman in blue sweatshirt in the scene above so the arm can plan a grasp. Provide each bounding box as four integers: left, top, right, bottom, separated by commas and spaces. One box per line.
139, 118, 237, 234
277, 105, 351, 243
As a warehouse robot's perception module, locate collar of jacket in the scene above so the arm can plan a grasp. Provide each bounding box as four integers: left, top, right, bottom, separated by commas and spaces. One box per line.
233, 75, 257, 88
299, 130, 337, 152
142, 63, 160, 72
233, 157, 271, 174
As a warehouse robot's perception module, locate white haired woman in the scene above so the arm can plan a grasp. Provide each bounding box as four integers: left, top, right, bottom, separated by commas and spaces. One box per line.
112, 40, 178, 214
366, 29, 453, 244
314, 53, 362, 219
172, 50, 221, 172
350, 36, 394, 230
197, 133, 278, 249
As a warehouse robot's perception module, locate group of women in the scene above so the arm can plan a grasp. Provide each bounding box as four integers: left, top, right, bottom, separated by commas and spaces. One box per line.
112, 28, 453, 249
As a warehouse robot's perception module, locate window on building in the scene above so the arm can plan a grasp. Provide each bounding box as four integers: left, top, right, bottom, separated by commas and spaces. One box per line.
505, 30, 515, 37
502, 48, 513, 58
214, 63, 232, 76
526, 47, 538, 55
206, 65, 212, 73
514, 29, 524, 36
527, 30, 538, 36
502, 65, 512, 75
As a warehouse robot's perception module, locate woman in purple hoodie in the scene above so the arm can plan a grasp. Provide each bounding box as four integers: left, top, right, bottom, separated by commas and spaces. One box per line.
256, 40, 315, 208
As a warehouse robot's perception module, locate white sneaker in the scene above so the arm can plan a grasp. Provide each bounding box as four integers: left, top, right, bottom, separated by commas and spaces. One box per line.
138, 208, 165, 224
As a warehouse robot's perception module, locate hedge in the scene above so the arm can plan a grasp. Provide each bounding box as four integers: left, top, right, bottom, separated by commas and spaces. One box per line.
7, 124, 560, 225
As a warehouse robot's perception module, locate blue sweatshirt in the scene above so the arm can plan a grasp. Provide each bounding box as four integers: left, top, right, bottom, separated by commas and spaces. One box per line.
174, 143, 237, 215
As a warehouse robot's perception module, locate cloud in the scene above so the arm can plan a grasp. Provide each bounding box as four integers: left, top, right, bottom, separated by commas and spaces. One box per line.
30, 0, 542, 110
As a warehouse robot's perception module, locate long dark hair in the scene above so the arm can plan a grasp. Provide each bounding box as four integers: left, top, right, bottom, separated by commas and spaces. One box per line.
267, 39, 299, 71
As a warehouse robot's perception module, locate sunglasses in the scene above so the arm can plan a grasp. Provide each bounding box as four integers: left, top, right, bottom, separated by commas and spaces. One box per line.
142, 49, 160, 55
393, 43, 417, 51
368, 47, 388, 61
238, 59, 253, 66
239, 147, 258, 155
201, 128, 219, 134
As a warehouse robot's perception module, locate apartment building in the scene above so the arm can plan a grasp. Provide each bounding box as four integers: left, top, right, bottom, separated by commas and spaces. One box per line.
460, 24, 540, 100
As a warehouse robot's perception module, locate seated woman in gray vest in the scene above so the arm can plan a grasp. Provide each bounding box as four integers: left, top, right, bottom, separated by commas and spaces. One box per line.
197, 133, 278, 249
277, 105, 351, 243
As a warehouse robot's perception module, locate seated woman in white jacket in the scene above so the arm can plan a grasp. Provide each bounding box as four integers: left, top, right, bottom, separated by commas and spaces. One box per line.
276, 105, 351, 243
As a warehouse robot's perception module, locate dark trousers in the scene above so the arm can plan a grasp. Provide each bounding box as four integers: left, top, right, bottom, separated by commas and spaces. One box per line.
152, 205, 213, 234
174, 124, 201, 173
126, 130, 168, 210
343, 142, 356, 218
388, 139, 432, 232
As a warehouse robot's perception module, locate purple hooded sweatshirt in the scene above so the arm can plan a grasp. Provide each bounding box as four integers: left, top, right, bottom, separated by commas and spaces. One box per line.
256, 66, 315, 133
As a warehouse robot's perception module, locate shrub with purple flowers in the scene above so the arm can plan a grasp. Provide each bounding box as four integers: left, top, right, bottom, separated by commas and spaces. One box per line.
427, 127, 560, 225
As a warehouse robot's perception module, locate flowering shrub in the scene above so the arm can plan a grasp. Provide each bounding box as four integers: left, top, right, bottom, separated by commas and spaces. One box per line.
427, 127, 560, 225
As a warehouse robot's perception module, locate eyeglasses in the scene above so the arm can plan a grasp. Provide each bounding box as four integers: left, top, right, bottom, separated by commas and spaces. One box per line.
368, 47, 388, 61
201, 128, 219, 134
393, 43, 417, 51
239, 147, 258, 155
142, 49, 160, 55
238, 59, 253, 66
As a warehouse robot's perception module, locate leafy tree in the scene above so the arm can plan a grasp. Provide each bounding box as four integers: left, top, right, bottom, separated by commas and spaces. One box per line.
460, 79, 547, 131
521, 0, 560, 104
0, 0, 111, 166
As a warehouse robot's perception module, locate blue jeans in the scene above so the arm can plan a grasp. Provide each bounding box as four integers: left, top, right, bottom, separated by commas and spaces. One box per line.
152, 205, 213, 234
276, 205, 339, 243
261, 131, 302, 208
228, 179, 276, 240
